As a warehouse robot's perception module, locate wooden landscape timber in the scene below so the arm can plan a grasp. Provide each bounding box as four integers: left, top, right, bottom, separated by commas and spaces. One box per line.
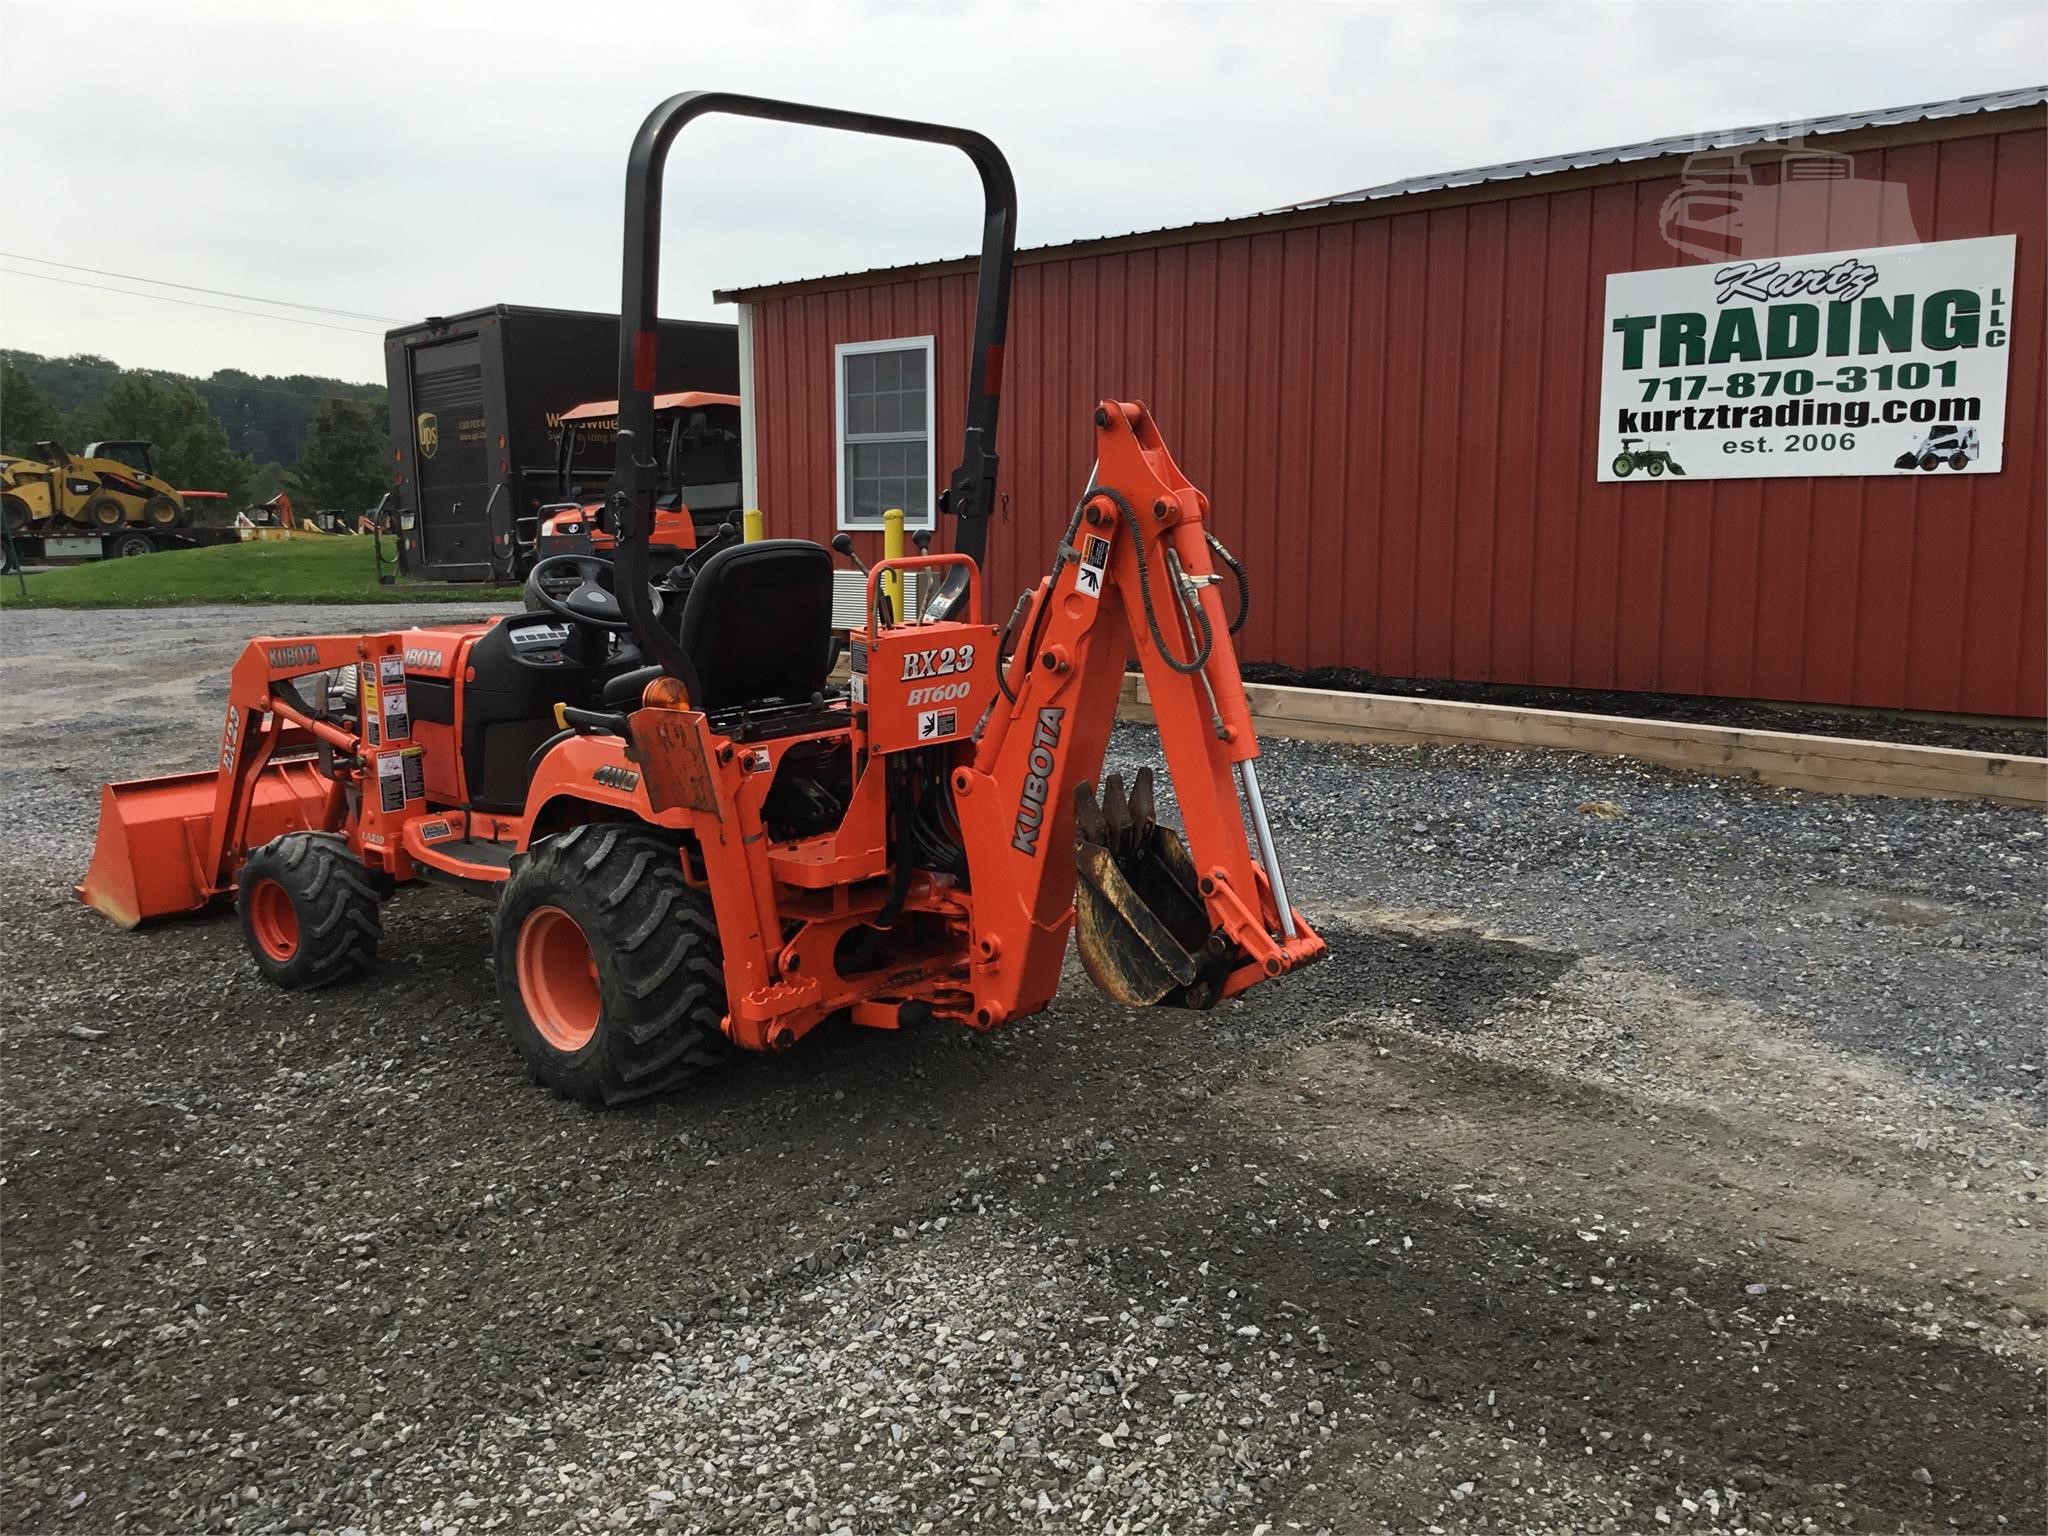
1117, 676, 2047, 810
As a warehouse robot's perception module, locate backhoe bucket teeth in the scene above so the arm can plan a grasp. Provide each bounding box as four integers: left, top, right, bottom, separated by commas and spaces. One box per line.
1073, 770, 1221, 1009
77, 762, 332, 928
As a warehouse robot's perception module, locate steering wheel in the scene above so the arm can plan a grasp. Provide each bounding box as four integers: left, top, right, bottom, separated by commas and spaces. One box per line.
525, 554, 663, 631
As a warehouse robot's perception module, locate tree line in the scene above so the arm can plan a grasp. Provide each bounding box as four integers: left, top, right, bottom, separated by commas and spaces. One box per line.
0, 351, 391, 521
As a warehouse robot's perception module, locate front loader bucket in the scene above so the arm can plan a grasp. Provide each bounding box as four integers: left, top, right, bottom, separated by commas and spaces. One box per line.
1073, 768, 1226, 1009
77, 761, 332, 928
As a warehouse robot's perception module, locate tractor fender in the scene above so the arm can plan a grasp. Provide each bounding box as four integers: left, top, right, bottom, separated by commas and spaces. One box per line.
517, 733, 698, 851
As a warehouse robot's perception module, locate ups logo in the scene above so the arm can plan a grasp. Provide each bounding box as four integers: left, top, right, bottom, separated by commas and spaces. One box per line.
416, 412, 439, 459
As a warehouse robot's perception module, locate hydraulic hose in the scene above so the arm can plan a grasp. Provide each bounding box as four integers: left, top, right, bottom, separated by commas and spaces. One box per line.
1206, 530, 1250, 636
998, 477, 1093, 703
1089, 486, 1214, 676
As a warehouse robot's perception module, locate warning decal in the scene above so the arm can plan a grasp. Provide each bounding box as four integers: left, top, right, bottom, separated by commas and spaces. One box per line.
916, 707, 958, 742
376, 753, 405, 812
378, 657, 411, 743
1075, 535, 1110, 599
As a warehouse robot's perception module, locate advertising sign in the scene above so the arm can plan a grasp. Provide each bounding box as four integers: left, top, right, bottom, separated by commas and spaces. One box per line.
1598, 235, 2015, 482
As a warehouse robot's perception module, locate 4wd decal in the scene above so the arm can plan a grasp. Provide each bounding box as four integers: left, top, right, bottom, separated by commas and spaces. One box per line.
593, 765, 641, 791
1010, 706, 1064, 855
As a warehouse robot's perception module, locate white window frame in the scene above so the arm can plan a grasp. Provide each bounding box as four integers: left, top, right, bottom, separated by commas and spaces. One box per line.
834, 335, 936, 533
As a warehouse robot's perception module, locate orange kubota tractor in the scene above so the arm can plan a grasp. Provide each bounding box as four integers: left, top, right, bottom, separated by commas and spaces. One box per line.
77, 92, 1325, 1105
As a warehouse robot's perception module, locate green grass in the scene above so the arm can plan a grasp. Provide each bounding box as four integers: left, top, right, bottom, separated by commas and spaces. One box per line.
0, 534, 522, 608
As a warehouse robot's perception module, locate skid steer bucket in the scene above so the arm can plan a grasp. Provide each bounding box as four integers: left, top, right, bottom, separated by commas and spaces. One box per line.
1073, 768, 1227, 1009
77, 761, 334, 928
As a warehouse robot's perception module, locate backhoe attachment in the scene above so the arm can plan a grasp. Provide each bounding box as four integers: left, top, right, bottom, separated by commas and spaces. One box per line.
959, 399, 1325, 1028
1073, 767, 1228, 1008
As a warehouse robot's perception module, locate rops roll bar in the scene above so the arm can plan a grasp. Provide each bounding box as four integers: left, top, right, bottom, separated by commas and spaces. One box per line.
607, 91, 1018, 701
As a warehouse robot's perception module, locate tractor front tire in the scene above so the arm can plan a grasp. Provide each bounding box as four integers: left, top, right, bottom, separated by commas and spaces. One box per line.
237, 832, 383, 989
1920, 454, 1939, 471
1647, 459, 1666, 477
84, 494, 128, 529
493, 824, 727, 1108
142, 494, 181, 528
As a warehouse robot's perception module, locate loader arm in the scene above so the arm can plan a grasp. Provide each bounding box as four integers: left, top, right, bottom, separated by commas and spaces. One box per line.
956, 401, 1324, 1024
78, 634, 407, 926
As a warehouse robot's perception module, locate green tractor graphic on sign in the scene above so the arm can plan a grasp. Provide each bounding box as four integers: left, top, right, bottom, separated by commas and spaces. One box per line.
1611, 438, 1686, 478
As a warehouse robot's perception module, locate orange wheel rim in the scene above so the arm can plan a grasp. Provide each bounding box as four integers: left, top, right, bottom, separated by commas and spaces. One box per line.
516, 905, 601, 1051
249, 879, 298, 961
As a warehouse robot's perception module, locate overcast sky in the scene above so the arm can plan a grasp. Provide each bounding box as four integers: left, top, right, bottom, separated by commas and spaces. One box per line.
1, 0, 2041, 386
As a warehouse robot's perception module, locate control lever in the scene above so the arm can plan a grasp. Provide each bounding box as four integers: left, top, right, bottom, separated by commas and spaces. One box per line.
829, 531, 868, 575
690, 521, 738, 567
831, 533, 894, 626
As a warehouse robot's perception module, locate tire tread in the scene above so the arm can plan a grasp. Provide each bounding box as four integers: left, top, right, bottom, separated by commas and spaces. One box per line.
493, 829, 726, 1107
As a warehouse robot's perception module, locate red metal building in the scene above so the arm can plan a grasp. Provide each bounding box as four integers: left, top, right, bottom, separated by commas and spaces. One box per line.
719, 89, 2046, 719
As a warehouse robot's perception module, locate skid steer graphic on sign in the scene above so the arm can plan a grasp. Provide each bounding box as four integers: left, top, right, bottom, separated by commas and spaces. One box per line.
1893, 425, 1979, 472
1611, 437, 1686, 478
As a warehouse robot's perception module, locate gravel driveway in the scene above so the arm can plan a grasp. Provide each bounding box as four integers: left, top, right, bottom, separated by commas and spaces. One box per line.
2, 605, 2041, 1535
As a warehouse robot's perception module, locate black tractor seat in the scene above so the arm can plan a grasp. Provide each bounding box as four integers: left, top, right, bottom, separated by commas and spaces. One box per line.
599, 539, 836, 716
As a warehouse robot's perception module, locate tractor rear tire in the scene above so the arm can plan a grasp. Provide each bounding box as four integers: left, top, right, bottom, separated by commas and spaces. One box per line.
236, 832, 383, 989
142, 494, 181, 528
1612, 455, 1634, 477
84, 494, 127, 529
493, 824, 727, 1108
1950, 452, 1969, 470
2, 495, 27, 534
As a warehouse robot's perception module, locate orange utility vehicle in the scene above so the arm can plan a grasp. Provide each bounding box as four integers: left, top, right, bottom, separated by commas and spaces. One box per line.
78, 92, 1325, 1106
534, 389, 742, 568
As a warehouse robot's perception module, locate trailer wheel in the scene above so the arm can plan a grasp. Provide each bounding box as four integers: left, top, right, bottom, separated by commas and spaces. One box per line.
236, 832, 383, 989
83, 494, 127, 529
142, 495, 181, 528
1611, 455, 1634, 477
109, 531, 154, 558
493, 824, 728, 1107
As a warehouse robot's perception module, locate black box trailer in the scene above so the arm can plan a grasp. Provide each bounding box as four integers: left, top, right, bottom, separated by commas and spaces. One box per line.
383, 305, 738, 582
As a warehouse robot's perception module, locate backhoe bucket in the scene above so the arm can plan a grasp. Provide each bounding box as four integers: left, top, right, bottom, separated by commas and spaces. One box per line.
1073, 768, 1225, 1009
77, 761, 332, 928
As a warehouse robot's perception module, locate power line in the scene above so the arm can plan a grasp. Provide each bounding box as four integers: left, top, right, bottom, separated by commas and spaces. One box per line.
0, 251, 403, 324
0, 268, 387, 335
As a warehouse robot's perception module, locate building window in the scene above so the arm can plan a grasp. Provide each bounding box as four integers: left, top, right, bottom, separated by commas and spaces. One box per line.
835, 336, 934, 531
